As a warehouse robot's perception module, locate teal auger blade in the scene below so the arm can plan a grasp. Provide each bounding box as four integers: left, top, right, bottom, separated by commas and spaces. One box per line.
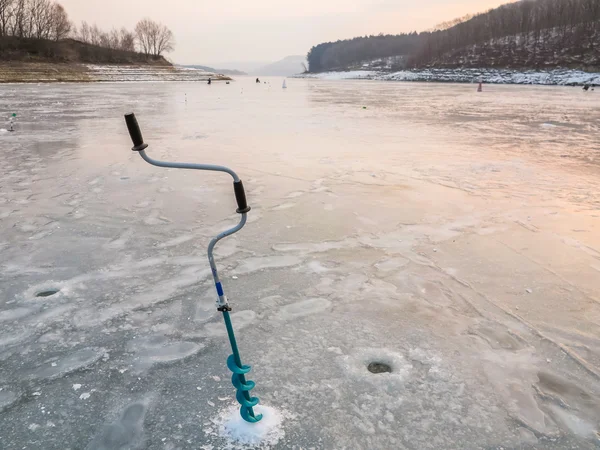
232, 374, 256, 391
236, 390, 260, 408
241, 407, 263, 423
226, 352, 262, 423
227, 354, 251, 374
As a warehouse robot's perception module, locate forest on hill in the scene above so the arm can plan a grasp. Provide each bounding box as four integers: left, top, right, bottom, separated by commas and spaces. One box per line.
307, 0, 600, 72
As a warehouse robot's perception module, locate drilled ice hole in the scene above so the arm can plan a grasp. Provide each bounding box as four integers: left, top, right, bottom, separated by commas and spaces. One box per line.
36, 289, 60, 298
367, 362, 392, 374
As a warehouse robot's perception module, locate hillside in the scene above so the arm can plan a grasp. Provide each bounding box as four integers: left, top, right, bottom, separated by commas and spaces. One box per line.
417, 25, 600, 69
0, 37, 170, 65
254, 55, 307, 76
307, 0, 600, 73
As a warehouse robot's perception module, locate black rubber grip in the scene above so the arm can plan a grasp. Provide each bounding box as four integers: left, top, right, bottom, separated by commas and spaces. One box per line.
234, 180, 251, 214
124, 113, 148, 151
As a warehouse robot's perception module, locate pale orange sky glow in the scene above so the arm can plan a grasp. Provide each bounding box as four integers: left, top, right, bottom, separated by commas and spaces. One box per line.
59, 0, 512, 65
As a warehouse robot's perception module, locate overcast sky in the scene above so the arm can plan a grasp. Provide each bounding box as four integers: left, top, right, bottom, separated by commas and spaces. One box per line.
59, 0, 510, 65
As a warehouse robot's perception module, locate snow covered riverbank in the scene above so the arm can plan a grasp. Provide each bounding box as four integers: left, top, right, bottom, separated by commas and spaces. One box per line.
296, 68, 600, 86
86, 65, 229, 82
0, 63, 229, 83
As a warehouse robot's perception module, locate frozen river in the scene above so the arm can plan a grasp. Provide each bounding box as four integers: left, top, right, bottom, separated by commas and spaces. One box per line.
1, 78, 600, 449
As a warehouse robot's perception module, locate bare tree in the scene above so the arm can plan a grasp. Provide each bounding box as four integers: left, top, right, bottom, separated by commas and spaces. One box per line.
134, 18, 153, 55
98, 29, 110, 48
89, 23, 102, 46
155, 23, 173, 55
74, 20, 136, 52
135, 18, 174, 56
119, 27, 135, 52
0, 0, 14, 36
10, 0, 29, 37
77, 20, 90, 43
49, 2, 70, 40
107, 27, 119, 49
29, 0, 52, 39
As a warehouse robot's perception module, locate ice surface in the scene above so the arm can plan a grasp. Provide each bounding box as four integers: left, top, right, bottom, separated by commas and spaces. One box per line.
1, 78, 600, 449
125, 335, 205, 373
277, 298, 332, 320
234, 255, 302, 274
86, 402, 149, 450
25, 347, 105, 380
202, 310, 257, 337
0, 390, 20, 413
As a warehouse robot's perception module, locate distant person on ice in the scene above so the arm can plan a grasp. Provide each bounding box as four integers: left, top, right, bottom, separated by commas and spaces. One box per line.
583, 84, 589, 91
208, 78, 212, 85
256, 78, 260, 83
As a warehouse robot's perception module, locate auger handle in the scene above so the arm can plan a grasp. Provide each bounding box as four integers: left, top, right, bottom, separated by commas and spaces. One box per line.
124, 112, 250, 215
234, 181, 250, 214
124, 113, 148, 151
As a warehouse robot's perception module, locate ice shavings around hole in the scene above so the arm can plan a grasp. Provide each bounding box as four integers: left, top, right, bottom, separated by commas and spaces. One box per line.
339, 347, 413, 385
207, 404, 287, 449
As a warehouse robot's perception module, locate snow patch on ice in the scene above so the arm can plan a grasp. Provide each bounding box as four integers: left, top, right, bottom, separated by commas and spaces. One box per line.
126, 335, 205, 372
0, 307, 33, 323
0, 389, 19, 413
547, 404, 598, 439
234, 256, 302, 274
104, 229, 133, 250
202, 310, 257, 337
87, 401, 149, 449
296, 67, 600, 86
214, 238, 240, 258
158, 234, 195, 248
302, 260, 332, 274
299, 70, 378, 80
374, 257, 410, 273
208, 404, 287, 449
273, 238, 360, 255
278, 298, 332, 320
271, 202, 296, 211
27, 347, 105, 380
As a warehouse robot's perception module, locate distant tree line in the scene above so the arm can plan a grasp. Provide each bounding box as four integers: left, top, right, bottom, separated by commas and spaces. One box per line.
307, 0, 600, 72
0, 0, 174, 57
76, 18, 174, 57
0, 0, 71, 40
76, 22, 135, 53
412, 0, 600, 67
307, 33, 421, 72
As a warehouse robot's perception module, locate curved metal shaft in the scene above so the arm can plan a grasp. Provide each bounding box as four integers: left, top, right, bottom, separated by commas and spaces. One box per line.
139, 149, 241, 182
137, 149, 247, 309
208, 213, 246, 308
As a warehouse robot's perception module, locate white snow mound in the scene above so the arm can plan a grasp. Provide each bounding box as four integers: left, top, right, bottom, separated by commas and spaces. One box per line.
218, 404, 285, 448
